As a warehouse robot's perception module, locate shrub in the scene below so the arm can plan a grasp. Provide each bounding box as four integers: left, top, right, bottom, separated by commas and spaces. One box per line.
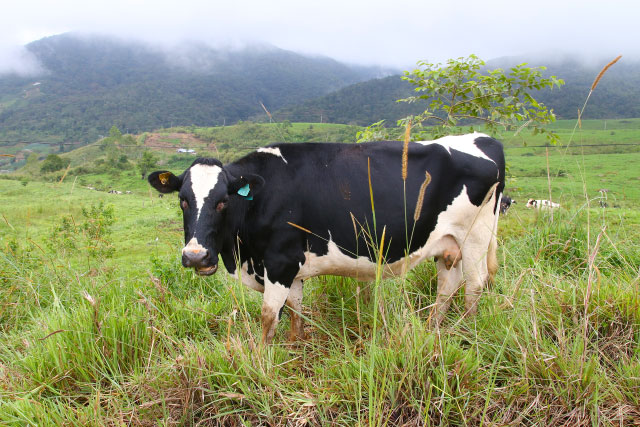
40, 154, 69, 173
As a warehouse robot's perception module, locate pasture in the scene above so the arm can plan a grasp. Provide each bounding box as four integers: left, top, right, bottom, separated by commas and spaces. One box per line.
1, 122, 639, 425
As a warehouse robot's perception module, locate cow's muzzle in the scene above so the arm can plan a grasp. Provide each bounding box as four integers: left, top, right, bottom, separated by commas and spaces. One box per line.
182, 249, 217, 276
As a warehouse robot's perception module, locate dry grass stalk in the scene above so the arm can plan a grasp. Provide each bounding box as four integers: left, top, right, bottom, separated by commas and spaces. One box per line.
287, 221, 312, 234
58, 164, 71, 185
368, 157, 375, 214
564, 55, 622, 154
259, 101, 273, 121
591, 55, 622, 91
512, 119, 532, 138
413, 171, 431, 221
402, 119, 411, 180
578, 109, 582, 129
545, 147, 553, 222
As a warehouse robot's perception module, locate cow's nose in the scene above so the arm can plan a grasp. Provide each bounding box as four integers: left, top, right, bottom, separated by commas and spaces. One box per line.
182, 248, 209, 267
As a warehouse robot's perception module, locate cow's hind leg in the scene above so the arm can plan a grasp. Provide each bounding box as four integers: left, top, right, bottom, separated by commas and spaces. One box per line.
285, 279, 306, 341
462, 238, 490, 317
431, 257, 463, 326
487, 233, 498, 284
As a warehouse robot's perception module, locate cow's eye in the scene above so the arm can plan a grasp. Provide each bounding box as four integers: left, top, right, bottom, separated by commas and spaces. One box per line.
180, 198, 188, 210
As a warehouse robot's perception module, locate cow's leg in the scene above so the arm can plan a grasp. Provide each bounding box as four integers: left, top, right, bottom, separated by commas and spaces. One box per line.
261, 275, 291, 344
285, 279, 305, 341
261, 235, 304, 344
463, 199, 499, 316
461, 238, 490, 317
486, 234, 498, 284
431, 258, 463, 326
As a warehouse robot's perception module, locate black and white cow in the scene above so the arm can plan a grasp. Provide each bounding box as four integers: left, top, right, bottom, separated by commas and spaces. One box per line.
148, 133, 505, 343
525, 199, 560, 209
500, 195, 515, 215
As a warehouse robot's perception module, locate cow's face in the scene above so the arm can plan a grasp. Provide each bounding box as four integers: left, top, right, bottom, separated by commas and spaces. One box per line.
148, 159, 263, 276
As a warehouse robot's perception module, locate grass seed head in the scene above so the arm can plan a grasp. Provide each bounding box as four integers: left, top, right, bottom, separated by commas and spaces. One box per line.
402, 119, 411, 181
591, 55, 622, 91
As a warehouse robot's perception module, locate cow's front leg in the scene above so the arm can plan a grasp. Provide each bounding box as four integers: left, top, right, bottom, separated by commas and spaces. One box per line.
285, 279, 305, 341
261, 274, 291, 344
261, 240, 304, 344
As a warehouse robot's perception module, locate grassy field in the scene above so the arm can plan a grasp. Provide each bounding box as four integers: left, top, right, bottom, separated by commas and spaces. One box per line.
1, 120, 639, 425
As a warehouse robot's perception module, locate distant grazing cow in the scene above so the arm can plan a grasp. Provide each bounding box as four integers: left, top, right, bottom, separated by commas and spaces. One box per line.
526, 199, 560, 209
500, 195, 515, 214
148, 133, 505, 343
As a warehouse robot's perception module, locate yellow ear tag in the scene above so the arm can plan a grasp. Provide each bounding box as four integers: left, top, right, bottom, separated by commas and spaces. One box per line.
159, 172, 171, 185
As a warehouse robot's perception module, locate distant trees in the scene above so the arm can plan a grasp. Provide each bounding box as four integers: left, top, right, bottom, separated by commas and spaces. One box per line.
138, 150, 158, 179
108, 125, 122, 139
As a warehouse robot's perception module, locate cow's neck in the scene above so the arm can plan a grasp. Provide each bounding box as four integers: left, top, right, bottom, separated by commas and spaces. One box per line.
220, 161, 261, 274
219, 202, 251, 275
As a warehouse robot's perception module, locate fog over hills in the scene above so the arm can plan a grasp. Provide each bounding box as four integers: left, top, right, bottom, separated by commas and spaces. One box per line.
0, 33, 392, 143
0, 33, 637, 145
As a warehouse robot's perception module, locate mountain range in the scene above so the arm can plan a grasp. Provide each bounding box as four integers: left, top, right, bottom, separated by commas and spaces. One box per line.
0, 33, 638, 144
0, 33, 391, 143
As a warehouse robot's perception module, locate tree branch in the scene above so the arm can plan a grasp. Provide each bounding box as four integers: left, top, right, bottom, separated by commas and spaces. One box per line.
452, 92, 504, 108
454, 114, 507, 128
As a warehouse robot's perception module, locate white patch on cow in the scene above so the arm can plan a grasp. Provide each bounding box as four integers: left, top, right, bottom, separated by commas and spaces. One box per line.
297, 185, 499, 282
182, 237, 205, 255
230, 261, 265, 292
189, 164, 222, 220
263, 277, 290, 313
287, 279, 303, 309
257, 147, 288, 164
415, 132, 496, 165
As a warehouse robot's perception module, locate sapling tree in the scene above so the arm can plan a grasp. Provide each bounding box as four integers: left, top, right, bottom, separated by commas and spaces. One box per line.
358, 55, 564, 142
401, 54, 564, 141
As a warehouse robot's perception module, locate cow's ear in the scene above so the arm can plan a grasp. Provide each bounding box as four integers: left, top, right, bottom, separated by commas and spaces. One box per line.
148, 170, 182, 193
228, 173, 265, 200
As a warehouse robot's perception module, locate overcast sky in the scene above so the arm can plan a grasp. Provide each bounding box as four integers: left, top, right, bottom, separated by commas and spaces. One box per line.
0, 0, 637, 74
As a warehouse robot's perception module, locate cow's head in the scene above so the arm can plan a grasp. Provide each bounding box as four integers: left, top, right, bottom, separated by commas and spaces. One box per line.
148, 158, 264, 276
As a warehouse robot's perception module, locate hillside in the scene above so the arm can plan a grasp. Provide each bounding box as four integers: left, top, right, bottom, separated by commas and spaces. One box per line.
2, 122, 361, 176
0, 33, 390, 144
275, 55, 640, 126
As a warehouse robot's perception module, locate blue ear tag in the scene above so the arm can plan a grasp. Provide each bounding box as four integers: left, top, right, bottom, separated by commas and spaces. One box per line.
237, 183, 252, 200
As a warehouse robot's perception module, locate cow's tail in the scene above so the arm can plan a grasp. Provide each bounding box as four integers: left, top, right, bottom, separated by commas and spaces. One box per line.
487, 192, 501, 283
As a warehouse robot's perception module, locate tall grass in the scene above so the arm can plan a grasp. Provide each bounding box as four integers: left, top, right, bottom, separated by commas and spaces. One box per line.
1, 121, 640, 424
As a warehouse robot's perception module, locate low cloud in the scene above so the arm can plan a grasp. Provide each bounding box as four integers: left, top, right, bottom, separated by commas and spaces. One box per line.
0, 45, 46, 76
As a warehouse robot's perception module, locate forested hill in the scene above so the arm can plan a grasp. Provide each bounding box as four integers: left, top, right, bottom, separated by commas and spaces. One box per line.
275, 55, 640, 126
0, 33, 391, 143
